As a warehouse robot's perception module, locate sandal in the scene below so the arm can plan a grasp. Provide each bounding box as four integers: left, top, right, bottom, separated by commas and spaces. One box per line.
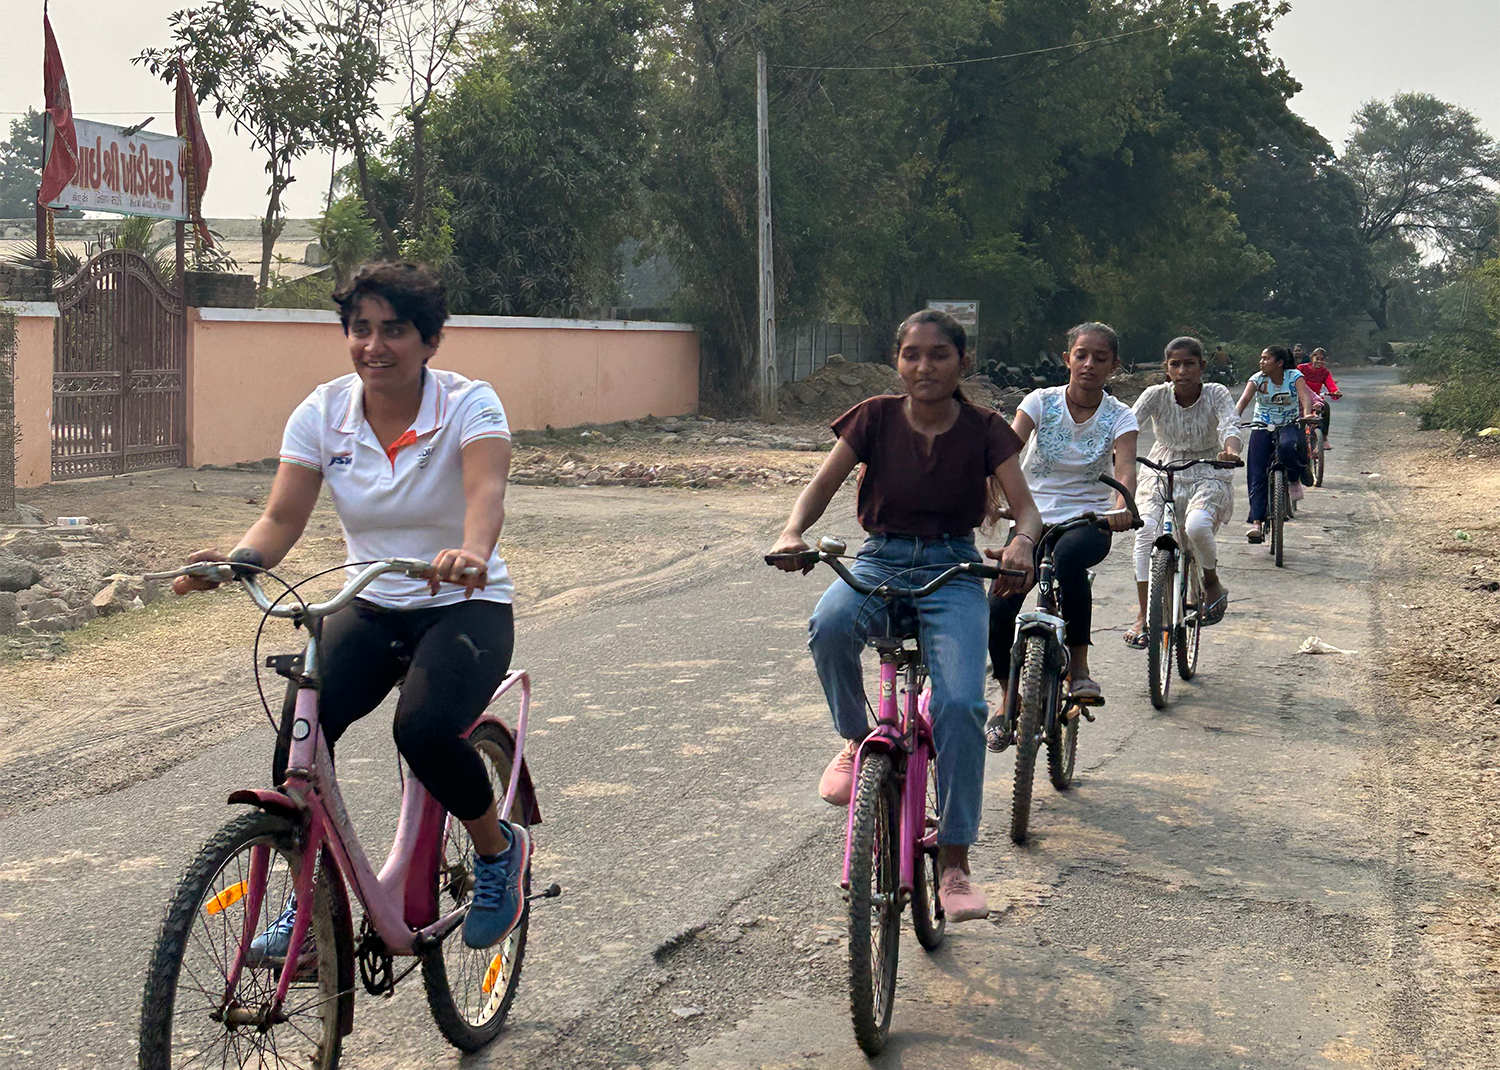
1069, 677, 1103, 703
1246, 527, 1264, 544
984, 712, 1013, 753
1123, 629, 1148, 649
1200, 590, 1229, 626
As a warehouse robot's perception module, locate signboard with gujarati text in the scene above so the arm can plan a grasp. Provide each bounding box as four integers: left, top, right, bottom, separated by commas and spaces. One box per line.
47, 118, 188, 220
926, 299, 979, 332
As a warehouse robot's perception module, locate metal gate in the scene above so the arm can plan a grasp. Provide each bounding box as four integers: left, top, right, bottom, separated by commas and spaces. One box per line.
52, 249, 186, 479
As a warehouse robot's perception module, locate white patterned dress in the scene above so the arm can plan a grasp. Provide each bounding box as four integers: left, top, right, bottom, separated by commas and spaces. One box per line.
1130, 382, 1239, 526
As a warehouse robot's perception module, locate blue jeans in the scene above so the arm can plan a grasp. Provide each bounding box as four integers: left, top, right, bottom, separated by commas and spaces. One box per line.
1246, 425, 1304, 522
807, 535, 989, 845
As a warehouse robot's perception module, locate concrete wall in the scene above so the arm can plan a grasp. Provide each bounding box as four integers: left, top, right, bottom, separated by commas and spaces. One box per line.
6, 304, 56, 489
6, 302, 699, 483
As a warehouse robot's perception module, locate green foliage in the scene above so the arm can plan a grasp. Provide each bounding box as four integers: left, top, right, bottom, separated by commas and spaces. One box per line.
426, 0, 658, 315
260, 271, 337, 310
0, 108, 81, 219
317, 194, 380, 284
1411, 259, 1500, 431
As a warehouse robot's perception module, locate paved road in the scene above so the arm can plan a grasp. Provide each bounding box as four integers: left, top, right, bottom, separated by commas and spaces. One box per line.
0, 369, 1448, 1068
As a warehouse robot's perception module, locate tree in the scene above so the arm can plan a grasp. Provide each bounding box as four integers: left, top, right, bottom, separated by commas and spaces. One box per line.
318, 194, 380, 284
138, 2, 331, 290
426, 0, 657, 315
0, 108, 81, 219
1343, 93, 1500, 328
290, 0, 401, 255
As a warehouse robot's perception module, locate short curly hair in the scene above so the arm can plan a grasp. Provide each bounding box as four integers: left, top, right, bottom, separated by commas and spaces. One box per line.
334, 261, 449, 344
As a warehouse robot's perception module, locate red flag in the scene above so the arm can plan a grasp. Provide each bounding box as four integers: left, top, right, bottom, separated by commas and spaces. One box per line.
174, 57, 215, 247
38, 7, 78, 207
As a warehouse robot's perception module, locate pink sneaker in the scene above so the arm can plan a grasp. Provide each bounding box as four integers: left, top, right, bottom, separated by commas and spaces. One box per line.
818, 741, 859, 806
938, 866, 990, 922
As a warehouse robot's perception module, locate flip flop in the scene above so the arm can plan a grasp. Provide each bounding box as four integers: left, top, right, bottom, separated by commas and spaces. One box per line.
1246, 528, 1264, 544
1200, 591, 1229, 626
1123, 630, 1148, 649
1069, 677, 1103, 703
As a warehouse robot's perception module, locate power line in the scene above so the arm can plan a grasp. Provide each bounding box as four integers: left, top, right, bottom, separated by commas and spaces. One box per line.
772, 21, 1184, 73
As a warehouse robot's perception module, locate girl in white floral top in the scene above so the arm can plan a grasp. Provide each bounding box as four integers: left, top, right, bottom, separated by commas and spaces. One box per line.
989, 322, 1138, 709
1124, 337, 1243, 646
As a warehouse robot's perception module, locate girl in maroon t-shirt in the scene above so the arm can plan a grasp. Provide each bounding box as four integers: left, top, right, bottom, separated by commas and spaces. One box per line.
768, 310, 1043, 922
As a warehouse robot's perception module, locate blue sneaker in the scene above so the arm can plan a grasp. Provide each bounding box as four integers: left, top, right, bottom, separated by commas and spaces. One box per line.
462, 822, 530, 950
246, 898, 308, 966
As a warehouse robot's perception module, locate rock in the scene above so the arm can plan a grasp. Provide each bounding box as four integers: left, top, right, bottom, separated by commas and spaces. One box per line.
24, 596, 70, 620
27, 611, 79, 633
6, 534, 64, 559
0, 503, 45, 525
670, 1006, 705, 1021
93, 575, 147, 616
0, 591, 15, 635
0, 552, 41, 593
826, 354, 846, 364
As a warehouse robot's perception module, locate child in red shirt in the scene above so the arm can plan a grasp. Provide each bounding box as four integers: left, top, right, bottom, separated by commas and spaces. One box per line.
1297, 348, 1342, 445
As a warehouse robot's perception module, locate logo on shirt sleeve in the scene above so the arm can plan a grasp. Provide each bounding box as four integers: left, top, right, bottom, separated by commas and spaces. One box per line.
328, 452, 353, 468
473, 407, 506, 426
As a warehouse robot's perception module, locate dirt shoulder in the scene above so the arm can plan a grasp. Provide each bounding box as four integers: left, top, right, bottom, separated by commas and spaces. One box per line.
1362, 379, 1500, 1061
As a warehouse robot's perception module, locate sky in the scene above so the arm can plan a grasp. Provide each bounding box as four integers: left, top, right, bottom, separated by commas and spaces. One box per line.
1, 0, 1498, 220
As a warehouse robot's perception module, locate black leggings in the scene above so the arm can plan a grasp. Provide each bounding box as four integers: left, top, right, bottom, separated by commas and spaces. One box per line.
989, 525, 1113, 679
273, 598, 515, 821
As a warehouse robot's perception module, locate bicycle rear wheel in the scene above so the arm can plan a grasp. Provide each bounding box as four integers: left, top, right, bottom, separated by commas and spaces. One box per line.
422, 721, 531, 1052
1176, 556, 1203, 681
910, 766, 946, 951
1147, 550, 1175, 709
1045, 671, 1077, 791
1313, 431, 1325, 487
139, 811, 350, 1070
847, 753, 901, 1055
1271, 470, 1287, 568
1010, 636, 1048, 843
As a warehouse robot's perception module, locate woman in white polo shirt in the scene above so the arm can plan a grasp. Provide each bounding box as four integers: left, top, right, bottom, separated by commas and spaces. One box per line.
173, 261, 526, 952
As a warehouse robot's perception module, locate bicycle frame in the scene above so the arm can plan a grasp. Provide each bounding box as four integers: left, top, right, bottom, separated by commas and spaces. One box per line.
220, 666, 541, 1019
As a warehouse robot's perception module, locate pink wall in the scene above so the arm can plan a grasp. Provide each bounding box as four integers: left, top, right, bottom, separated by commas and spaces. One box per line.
8, 305, 698, 483
187, 309, 700, 467
9, 309, 54, 489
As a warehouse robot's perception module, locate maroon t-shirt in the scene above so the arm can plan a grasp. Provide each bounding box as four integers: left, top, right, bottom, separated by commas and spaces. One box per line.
832, 395, 1023, 538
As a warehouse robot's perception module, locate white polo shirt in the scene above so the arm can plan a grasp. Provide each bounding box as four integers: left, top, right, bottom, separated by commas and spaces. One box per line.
280, 367, 514, 608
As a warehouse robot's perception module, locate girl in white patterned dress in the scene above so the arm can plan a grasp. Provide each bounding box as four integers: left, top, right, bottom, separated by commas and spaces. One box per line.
1124, 336, 1242, 646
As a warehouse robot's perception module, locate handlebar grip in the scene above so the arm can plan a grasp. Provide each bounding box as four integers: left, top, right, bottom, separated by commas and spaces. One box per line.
765, 551, 819, 567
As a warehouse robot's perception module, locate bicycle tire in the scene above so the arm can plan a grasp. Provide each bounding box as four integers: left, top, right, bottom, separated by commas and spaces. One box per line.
1045, 666, 1077, 791
1176, 556, 1203, 681
910, 768, 946, 951
139, 810, 349, 1070
422, 721, 531, 1052
1010, 635, 1048, 844
1272, 470, 1287, 568
847, 753, 901, 1055
1147, 550, 1175, 709
1314, 432, 1325, 487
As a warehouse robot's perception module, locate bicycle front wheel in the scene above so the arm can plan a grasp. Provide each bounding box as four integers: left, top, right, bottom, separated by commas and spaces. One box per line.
1010, 635, 1048, 843
1271, 470, 1287, 568
1176, 556, 1203, 681
139, 811, 349, 1070
423, 720, 532, 1052
847, 752, 901, 1056
1147, 550, 1175, 709
1314, 432, 1326, 487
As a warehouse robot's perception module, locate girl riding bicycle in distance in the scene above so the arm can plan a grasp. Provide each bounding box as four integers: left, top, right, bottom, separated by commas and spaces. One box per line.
988, 322, 1138, 716
1236, 345, 1316, 543
768, 309, 1043, 923
1124, 336, 1242, 647
171, 261, 528, 954
1298, 347, 1342, 447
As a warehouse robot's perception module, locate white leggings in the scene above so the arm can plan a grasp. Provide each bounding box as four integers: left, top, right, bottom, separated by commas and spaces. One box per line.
1134, 508, 1219, 583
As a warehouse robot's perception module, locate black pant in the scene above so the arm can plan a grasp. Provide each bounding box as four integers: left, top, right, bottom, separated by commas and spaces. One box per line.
989, 525, 1113, 680
273, 598, 515, 821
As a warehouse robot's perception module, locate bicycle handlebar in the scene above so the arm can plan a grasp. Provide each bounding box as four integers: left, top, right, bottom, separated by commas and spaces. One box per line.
763, 549, 1023, 599
143, 557, 477, 620
1136, 456, 1244, 473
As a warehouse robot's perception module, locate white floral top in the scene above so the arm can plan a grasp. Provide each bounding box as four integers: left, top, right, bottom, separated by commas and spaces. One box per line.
1131, 382, 1239, 524
1018, 386, 1138, 523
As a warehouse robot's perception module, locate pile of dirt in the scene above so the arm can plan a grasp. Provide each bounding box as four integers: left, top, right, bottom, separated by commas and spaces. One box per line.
778, 357, 1018, 421
511, 450, 806, 489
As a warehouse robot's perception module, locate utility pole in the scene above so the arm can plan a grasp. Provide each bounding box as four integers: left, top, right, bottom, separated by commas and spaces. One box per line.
756, 49, 777, 420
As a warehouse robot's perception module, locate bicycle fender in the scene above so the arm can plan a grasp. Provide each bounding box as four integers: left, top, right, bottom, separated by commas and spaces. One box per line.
1153, 535, 1179, 553
465, 718, 543, 826
226, 788, 301, 822
1015, 610, 1066, 645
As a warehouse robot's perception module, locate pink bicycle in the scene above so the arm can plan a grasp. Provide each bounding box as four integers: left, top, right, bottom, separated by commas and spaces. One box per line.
137, 557, 554, 1070
767, 538, 1013, 1055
